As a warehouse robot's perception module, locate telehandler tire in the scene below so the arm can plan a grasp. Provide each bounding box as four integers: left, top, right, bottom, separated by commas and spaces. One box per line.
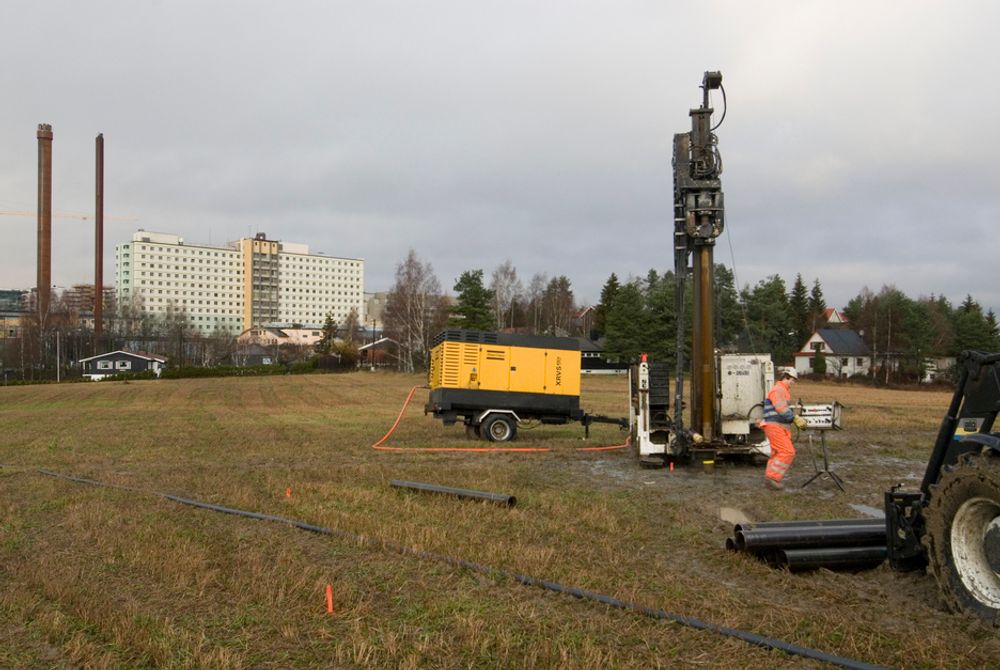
923, 454, 1000, 626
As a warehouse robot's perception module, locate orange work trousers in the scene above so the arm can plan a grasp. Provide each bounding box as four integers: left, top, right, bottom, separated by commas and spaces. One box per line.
762, 423, 796, 483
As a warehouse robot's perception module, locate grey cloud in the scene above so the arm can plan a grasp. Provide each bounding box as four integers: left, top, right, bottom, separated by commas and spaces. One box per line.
2, 1, 999, 317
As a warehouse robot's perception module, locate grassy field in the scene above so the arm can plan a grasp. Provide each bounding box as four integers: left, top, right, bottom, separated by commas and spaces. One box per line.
1, 372, 997, 669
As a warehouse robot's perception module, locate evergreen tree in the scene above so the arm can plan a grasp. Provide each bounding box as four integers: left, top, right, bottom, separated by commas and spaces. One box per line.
643, 269, 660, 299
594, 273, 621, 338
741, 275, 795, 363
714, 264, 742, 350
643, 271, 675, 360
315, 312, 337, 355
808, 278, 827, 332
953, 295, 1000, 353
986, 309, 999, 347
603, 282, 646, 362
813, 349, 827, 375
788, 274, 810, 348
449, 270, 494, 330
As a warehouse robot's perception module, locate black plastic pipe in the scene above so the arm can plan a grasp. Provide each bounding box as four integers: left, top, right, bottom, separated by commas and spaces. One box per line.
734, 518, 884, 534
34, 468, 887, 670
737, 524, 887, 551
390, 479, 516, 507
780, 547, 888, 572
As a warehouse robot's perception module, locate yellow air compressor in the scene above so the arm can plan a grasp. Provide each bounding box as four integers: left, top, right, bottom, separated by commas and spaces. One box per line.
426, 330, 583, 442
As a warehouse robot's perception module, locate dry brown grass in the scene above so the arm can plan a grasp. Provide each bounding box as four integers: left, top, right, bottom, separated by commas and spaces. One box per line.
1, 373, 997, 669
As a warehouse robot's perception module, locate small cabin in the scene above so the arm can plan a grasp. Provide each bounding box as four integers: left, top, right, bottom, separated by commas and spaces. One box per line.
79, 350, 167, 380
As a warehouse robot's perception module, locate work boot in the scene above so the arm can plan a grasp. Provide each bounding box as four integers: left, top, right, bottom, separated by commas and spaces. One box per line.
766, 478, 784, 491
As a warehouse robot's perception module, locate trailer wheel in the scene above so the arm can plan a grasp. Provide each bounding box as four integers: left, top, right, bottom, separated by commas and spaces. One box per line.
483, 414, 517, 443
923, 454, 1000, 626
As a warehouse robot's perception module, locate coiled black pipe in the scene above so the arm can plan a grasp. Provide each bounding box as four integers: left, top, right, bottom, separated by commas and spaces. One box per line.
390, 479, 516, 507
36, 469, 886, 670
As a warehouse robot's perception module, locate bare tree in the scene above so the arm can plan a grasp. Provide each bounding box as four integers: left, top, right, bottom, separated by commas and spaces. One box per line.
490, 260, 522, 330
383, 250, 447, 372
341, 307, 361, 344
542, 275, 576, 336
525, 272, 548, 335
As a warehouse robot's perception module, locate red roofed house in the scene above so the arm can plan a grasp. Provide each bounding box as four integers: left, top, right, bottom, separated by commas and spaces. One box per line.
795, 309, 871, 377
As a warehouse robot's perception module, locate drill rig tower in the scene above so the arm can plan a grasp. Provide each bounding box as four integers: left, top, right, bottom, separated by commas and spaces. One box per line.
673, 71, 726, 452
665, 71, 773, 463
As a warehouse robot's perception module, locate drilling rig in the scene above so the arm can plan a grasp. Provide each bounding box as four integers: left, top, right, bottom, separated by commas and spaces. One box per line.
630, 71, 775, 465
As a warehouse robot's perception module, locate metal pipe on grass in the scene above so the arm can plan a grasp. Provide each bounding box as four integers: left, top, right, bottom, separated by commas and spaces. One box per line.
390, 479, 516, 507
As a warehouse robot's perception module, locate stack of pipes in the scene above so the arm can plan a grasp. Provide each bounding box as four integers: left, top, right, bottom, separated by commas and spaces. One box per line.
725, 518, 887, 572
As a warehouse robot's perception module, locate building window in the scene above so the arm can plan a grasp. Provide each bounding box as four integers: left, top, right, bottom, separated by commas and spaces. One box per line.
117, 360, 132, 370
97, 360, 113, 370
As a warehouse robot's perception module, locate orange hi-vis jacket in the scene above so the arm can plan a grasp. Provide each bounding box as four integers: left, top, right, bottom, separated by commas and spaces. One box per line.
760, 380, 795, 429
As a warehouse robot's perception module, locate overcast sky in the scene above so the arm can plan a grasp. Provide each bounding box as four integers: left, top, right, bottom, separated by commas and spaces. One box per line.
2, 1, 998, 315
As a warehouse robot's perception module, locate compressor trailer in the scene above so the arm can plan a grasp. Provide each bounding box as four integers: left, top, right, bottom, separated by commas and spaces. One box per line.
425, 330, 624, 442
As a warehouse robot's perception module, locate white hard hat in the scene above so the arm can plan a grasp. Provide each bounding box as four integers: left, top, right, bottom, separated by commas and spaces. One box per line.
783, 367, 799, 380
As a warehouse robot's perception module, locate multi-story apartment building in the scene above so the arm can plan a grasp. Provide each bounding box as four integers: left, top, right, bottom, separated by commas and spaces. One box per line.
115, 230, 364, 335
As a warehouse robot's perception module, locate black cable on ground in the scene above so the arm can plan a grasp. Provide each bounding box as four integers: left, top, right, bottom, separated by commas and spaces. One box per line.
36, 469, 885, 670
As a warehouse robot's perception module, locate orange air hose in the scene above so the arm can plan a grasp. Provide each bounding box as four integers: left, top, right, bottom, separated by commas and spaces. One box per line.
371, 385, 630, 453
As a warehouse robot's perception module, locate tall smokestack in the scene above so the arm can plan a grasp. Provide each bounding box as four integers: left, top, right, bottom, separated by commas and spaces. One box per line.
36, 124, 53, 325
95, 133, 104, 354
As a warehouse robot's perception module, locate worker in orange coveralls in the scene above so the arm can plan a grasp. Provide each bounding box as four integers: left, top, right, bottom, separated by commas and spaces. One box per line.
760, 367, 808, 490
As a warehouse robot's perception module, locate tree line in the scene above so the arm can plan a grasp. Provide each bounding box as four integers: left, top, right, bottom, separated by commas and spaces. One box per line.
381, 251, 582, 372
382, 249, 1000, 380
2, 290, 367, 382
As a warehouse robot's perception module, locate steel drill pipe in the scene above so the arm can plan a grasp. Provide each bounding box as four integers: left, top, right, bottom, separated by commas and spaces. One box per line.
390, 480, 516, 507
735, 524, 886, 552
779, 546, 888, 572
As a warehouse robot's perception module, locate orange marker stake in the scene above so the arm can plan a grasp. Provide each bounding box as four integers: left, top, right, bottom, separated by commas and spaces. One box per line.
669, 462, 674, 472
325, 584, 334, 614
285, 487, 292, 498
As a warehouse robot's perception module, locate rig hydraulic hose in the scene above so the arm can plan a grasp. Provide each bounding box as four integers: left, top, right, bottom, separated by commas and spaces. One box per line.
372, 386, 629, 453
35, 468, 884, 670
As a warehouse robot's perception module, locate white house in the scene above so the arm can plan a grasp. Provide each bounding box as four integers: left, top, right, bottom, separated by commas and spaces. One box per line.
922, 357, 957, 383
237, 324, 325, 348
794, 329, 872, 377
